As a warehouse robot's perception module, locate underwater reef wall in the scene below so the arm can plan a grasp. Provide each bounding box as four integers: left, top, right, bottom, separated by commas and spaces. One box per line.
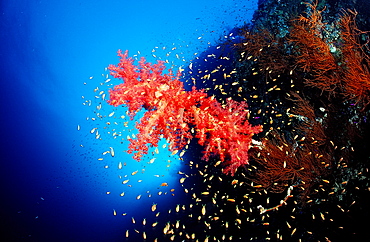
230, 0, 370, 240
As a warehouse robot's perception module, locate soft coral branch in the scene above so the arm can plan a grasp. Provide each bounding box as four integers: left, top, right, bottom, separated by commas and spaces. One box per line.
108, 50, 262, 175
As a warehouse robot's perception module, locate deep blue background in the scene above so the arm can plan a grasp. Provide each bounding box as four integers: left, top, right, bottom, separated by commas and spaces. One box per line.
0, 1, 257, 241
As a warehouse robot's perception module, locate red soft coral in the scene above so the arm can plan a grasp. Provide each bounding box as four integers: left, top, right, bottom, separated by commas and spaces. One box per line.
108, 50, 262, 175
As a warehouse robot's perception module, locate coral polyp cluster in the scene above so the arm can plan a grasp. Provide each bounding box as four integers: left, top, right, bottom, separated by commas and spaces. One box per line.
108, 50, 262, 175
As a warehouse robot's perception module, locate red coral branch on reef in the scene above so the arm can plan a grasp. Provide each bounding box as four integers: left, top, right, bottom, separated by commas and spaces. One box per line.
289, 1, 341, 94
290, 1, 370, 107
108, 50, 262, 175
339, 9, 370, 106
250, 93, 332, 200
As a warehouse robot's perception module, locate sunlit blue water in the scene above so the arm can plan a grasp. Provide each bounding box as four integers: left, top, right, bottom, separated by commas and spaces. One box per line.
0, 0, 257, 241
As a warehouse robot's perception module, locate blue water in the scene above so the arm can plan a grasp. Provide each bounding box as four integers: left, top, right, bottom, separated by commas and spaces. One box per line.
0, 1, 257, 241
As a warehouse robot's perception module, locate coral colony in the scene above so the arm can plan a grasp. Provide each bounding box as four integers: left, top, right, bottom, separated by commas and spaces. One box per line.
107, 50, 262, 176
85, 1, 369, 241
